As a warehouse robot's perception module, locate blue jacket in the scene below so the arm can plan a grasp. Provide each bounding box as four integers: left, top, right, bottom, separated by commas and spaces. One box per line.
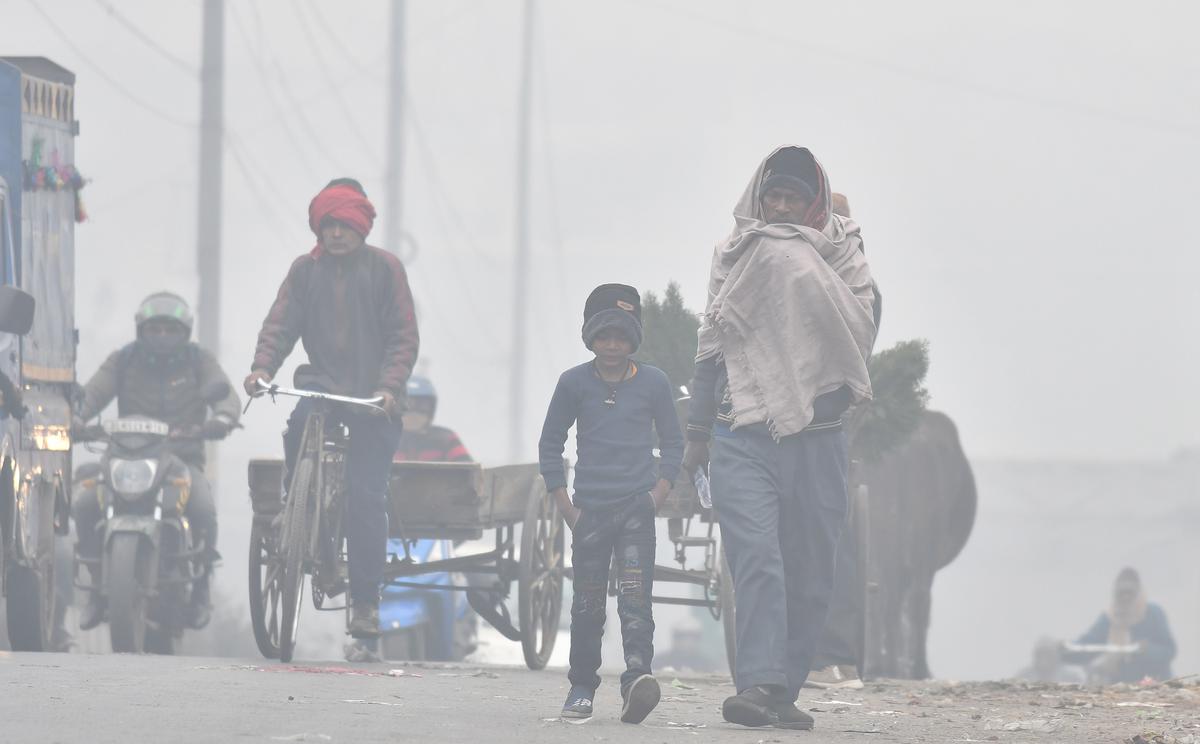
1069, 603, 1176, 683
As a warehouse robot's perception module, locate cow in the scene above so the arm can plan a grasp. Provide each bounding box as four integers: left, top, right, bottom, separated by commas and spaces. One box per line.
858, 410, 977, 679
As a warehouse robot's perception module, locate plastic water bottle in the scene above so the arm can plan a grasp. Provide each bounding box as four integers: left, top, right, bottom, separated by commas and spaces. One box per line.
694, 469, 712, 510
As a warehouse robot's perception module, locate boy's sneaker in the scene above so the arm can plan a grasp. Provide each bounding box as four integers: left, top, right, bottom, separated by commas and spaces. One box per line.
561, 686, 595, 720
620, 674, 661, 724
804, 664, 865, 690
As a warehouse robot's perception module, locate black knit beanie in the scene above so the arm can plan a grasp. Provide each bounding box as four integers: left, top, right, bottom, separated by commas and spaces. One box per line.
761, 173, 816, 200
581, 283, 643, 351
762, 147, 820, 200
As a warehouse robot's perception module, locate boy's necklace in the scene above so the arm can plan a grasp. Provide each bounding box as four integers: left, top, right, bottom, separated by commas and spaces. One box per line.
593, 360, 633, 406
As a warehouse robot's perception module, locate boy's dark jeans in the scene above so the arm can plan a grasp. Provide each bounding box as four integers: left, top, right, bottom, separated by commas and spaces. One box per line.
568, 492, 657, 691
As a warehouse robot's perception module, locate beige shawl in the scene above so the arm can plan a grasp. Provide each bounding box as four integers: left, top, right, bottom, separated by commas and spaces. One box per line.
696, 146, 878, 439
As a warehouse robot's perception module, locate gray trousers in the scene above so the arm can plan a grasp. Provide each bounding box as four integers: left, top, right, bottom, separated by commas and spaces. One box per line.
711, 426, 848, 701
814, 521, 861, 669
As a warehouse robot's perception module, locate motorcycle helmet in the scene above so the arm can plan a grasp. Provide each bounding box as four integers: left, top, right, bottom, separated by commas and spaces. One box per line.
405, 375, 437, 418
135, 292, 193, 356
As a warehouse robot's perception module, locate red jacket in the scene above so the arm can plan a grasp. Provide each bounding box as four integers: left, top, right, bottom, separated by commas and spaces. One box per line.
252, 245, 419, 398
393, 425, 472, 463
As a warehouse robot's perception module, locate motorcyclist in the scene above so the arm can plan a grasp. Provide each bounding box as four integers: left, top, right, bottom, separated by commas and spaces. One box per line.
72, 292, 241, 631
393, 376, 472, 463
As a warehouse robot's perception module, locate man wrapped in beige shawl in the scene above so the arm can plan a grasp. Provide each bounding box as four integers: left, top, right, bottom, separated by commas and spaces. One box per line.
686, 146, 880, 731
695, 147, 878, 439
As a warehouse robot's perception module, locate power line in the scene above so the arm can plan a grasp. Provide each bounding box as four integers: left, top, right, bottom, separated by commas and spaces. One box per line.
635, 0, 1200, 140
303, 0, 487, 81
247, 2, 350, 177
24, 0, 195, 128
404, 96, 505, 344
226, 2, 327, 175
302, 0, 375, 76
292, 2, 379, 161
404, 93, 498, 271
92, 0, 197, 77
234, 1, 489, 144
223, 133, 307, 253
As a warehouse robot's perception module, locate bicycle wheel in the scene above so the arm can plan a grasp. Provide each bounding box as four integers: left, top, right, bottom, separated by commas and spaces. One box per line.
249, 519, 282, 659
279, 458, 313, 663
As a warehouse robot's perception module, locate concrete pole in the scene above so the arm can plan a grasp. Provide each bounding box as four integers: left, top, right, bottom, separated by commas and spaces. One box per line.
196, 0, 223, 356
385, 0, 406, 256
197, 0, 224, 485
508, 0, 534, 463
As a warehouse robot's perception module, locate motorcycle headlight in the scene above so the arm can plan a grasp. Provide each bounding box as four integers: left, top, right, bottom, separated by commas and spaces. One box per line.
109, 459, 157, 497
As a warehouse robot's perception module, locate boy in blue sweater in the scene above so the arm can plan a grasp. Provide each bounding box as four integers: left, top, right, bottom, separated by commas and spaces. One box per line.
539, 284, 685, 724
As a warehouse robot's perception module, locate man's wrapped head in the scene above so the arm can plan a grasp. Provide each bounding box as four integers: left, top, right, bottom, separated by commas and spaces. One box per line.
308, 182, 377, 239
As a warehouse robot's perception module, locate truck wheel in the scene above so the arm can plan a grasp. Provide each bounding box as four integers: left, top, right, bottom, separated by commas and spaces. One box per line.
108, 534, 150, 653
144, 625, 176, 655
5, 563, 50, 651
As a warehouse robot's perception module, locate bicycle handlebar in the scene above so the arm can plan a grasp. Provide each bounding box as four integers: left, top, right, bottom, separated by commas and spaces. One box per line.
247, 379, 388, 416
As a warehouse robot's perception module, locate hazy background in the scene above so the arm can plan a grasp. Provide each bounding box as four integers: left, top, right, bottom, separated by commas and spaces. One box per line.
3, 0, 1196, 677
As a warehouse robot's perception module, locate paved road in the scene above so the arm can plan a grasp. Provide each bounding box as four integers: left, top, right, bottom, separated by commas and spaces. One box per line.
1, 652, 1197, 743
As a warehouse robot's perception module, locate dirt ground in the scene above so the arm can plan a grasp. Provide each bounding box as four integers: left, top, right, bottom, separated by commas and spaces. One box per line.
0, 651, 1196, 743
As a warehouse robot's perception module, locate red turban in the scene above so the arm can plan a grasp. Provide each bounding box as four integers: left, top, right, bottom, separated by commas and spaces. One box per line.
308, 184, 377, 240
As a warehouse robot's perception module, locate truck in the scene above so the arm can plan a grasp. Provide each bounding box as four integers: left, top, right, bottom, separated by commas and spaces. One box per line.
0, 56, 78, 651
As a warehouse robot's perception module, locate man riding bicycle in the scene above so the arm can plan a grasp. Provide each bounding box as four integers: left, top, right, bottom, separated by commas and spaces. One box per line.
244, 178, 419, 640
73, 291, 241, 630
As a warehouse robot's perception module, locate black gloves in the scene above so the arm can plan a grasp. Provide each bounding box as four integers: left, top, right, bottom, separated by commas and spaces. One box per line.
199, 418, 233, 440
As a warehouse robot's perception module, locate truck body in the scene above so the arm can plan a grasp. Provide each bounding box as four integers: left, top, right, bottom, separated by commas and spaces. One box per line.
0, 56, 78, 650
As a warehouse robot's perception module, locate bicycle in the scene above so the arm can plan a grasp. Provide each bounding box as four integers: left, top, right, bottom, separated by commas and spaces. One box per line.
246, 380, 386, 663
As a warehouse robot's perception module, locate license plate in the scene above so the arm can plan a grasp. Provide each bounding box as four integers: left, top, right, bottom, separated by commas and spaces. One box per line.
103, 418, 170, 436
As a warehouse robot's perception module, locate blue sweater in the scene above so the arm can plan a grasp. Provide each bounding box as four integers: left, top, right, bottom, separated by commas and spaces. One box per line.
539, 361, 684, 508
1067, 603, 1176, 682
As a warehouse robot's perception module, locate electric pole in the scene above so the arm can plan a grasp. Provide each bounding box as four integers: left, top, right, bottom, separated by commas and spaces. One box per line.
197, 0, 223, 356
508, 0, 534, 463
385, 0, 406, 256
197, 0, 224, 485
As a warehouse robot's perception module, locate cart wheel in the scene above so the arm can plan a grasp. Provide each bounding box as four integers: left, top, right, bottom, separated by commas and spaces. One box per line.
518, 484, 564, 670
718, 541, 737, 676
248, 519, 282, 659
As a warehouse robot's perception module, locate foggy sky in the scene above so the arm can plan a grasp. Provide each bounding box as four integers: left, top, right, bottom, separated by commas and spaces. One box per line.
4, 0, 1199, 467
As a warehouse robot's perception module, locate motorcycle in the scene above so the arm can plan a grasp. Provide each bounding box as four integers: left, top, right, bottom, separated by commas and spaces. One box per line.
72, 383, 228, 654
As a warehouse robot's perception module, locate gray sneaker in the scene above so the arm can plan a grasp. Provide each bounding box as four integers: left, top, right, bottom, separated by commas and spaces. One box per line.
348, 601, 381, 639
561, 685, 595, 720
